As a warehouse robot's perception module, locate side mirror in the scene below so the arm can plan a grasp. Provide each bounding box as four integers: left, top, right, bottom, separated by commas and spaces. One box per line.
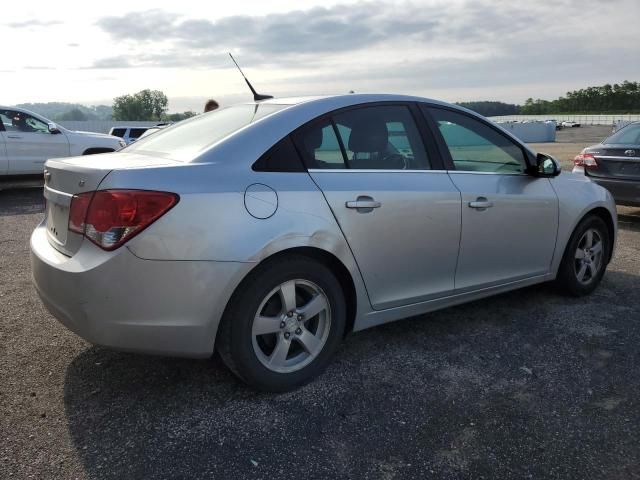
48, 123, 61, 134
534, 153, 561, 177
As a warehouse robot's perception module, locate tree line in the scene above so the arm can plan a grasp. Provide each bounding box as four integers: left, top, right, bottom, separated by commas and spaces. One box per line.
20, 81, 640, 122
520, 81, 640, 114
459, 81, 640, 116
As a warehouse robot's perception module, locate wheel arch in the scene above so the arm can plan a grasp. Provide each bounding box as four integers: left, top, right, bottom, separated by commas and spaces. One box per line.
221, 246, 358, 337
584, 206, 615, 263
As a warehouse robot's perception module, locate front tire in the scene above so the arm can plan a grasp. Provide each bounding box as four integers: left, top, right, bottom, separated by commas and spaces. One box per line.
217, 255, 346, 392
556, 215, 610, 296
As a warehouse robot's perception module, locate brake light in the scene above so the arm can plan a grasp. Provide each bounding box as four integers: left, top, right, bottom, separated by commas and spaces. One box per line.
68, 190, 178, 250
573, 153, 598, 168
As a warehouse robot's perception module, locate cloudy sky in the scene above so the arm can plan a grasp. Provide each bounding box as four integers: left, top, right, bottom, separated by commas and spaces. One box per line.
2, 0, 639, 112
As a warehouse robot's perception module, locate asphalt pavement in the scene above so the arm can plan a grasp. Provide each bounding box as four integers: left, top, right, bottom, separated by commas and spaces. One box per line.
1, 188, 639, 479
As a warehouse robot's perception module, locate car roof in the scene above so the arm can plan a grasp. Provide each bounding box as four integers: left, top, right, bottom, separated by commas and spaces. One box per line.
195, 93, 536, 166
242, 93, 453, 108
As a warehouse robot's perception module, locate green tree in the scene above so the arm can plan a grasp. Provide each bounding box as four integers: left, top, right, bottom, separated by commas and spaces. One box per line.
519, 81, 640, 114
167, 111, 197, 122
112, 89, 168, 121
456, 101, 520, 116
57, 108, 88, 121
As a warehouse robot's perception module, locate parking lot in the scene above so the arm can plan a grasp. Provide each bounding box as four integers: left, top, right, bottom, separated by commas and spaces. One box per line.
1, 172, 640, 478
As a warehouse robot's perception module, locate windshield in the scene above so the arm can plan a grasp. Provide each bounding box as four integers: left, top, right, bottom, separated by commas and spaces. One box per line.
605, 123, 640, 145
125, 103, 287, 161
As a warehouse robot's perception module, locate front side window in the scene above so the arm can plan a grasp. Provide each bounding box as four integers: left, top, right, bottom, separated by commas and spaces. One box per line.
428, 107, 526, 173
0, 110, 49, 134
296, 105, 430, 170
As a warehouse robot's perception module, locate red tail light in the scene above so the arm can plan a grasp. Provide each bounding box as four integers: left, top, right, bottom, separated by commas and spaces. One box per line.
573, 153, 598, 168
68, 190, 179, 251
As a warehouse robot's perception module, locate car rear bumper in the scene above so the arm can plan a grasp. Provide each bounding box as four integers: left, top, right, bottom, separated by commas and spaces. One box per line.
588, 176, 640, 207
30, 222, 252, 358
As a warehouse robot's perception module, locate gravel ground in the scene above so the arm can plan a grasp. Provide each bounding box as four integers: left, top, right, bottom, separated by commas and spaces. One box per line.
1, 186, 639, 480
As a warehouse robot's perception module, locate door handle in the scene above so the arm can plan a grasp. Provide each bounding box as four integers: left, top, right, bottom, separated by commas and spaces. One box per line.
468, 197, 493, 210
6, 135, 23, 139
346, 196, 381, 211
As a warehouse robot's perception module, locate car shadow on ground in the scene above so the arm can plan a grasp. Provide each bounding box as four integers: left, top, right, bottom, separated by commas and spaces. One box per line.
62, 270, 640, 479
618, 208, 640, 232
0, 188, 44, 217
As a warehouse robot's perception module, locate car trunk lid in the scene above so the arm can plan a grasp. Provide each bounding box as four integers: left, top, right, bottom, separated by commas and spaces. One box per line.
43, 152, 178, 256
588, 145, 640, 180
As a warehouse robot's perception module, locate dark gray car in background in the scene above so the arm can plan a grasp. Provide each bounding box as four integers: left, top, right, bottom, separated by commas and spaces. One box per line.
574, 121, 640, 206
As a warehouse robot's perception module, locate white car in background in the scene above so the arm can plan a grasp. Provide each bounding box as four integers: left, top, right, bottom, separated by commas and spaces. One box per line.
108, 126, 151, 145
0, 106, 125, 176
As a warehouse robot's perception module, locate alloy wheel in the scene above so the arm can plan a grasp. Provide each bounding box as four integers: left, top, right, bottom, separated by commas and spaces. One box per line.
251, 279, 332, 373
574, 228, 604, 285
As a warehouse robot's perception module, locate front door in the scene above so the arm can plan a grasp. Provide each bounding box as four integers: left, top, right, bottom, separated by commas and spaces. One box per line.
425, 106, 558, 292
0, 110, 69, 174
295, 104, 462, 310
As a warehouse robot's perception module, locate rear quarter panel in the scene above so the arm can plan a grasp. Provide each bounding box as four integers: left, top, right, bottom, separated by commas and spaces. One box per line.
99, 160, 372, 323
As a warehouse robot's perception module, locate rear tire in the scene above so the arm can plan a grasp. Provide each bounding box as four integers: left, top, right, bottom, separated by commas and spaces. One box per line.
217, 255, 346, 392
555, 215, 610, 296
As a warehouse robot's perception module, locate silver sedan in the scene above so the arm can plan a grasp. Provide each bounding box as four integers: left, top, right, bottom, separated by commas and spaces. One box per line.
31, 94, 617, 391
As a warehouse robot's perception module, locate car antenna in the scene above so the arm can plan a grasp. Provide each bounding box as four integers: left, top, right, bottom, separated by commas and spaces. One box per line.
228, 52, 273, 102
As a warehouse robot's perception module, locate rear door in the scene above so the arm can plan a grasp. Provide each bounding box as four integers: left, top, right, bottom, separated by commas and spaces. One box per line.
0, 110, 70, 174
423, 105, 558, 292
296, 103, 462, 310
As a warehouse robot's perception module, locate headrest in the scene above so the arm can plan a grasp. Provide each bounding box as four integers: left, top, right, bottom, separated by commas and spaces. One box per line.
348, 119, 388, 152
304, 127, 323, 152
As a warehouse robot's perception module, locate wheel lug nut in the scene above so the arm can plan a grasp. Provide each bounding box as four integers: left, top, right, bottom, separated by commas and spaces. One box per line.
287, 311, 293, 317
297, 314, 303, 321
284, 332, 291, 339
295, 328, 302, 335
280, 321, 286, 329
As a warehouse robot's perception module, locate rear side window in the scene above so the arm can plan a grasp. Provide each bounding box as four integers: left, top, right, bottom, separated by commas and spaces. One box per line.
129, 128, 148, 139
111, 128, 126, 138
253, 136, 305, 172
294, 105, 430, 170
295, 119, 346, 169
428, 107, 526, 173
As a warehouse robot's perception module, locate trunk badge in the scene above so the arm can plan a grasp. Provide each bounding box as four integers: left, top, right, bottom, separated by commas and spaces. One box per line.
625, 149, 636, 157
78, 180, 85, 187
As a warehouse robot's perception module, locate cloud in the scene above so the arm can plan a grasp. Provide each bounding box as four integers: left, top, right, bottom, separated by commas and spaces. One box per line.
88, 0, 640, 101
23, 66, 57, 70
95, 10, 180, 41
6, 19, 62, 28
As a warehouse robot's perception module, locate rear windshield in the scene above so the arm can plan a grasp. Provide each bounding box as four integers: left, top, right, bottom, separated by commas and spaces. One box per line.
125, 103, 287, 161
605, 123, 640, 145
